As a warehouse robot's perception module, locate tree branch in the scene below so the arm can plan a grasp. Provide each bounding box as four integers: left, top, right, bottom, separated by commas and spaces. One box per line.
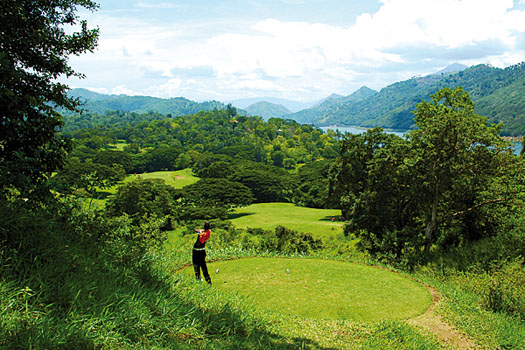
450, 198, 509, 218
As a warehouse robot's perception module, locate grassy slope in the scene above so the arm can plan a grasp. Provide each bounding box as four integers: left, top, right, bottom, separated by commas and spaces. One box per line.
183, 257, 431, 322
122, 169, 199, 188
230, 202, 344, 238
90, 169, 199, 208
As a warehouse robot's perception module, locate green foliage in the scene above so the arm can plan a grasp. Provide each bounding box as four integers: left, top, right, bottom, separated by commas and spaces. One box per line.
0, 0, 99, 197
330, 128, 424, 263
181, 178, 255, 209
274, 225, 323, 254
229, 164, 291, 203
419, 265, 525, 349
94, 149, 134, 172
50, 157, 125, 197
106, 177, 179, 228
133, 146, 183, 173
212, 226, 323, 255
411, 87, 508, 250
485, 261, 525, 319
331, 87, 520, 265
292, 159, 335, 208
62, 109, 338, 175
193, 155, 293, 203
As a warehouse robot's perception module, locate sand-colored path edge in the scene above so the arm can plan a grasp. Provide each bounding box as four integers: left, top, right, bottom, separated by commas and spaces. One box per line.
407, 285, 478, 349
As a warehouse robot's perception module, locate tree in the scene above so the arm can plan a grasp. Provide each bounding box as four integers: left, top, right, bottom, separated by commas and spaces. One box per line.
106, 178, 179, 228
179, 178, 254, 221
94, 150, 134, 173
293, 159, 334, 208
330, 88, 515, 263
0, 0, 99, 197
410, 87, 507, 251
50, 158, 125, 197
182, 178, 255, 209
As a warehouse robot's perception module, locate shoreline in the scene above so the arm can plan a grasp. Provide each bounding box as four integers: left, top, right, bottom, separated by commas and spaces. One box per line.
502, 136, 524, 142
320, 125, 523, 141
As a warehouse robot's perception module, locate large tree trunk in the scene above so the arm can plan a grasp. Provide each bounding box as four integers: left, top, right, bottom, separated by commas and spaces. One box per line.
424, 194, 439, 253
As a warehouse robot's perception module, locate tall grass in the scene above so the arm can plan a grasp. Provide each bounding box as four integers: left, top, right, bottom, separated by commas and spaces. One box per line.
416, 266, 525, 349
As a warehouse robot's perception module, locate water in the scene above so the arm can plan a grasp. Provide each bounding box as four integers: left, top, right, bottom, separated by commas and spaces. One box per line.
320, 125, 406, 137
321, 126, 523, 155
515, 142, 523, 155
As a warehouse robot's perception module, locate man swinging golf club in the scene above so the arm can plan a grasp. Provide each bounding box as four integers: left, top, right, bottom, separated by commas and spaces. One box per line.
192, 221, 212, 285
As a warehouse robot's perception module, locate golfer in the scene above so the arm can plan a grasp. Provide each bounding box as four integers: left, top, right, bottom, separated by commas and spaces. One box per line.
192, 221, 212, 285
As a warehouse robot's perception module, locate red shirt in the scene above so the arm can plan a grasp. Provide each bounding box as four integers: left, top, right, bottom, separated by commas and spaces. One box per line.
199, 229, 211, 244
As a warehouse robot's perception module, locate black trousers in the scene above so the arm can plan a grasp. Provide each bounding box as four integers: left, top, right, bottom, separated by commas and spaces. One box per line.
192, 249, 211, 284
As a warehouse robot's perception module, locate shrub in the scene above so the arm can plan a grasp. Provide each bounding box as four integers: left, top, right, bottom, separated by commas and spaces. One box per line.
486, 260, 525, 319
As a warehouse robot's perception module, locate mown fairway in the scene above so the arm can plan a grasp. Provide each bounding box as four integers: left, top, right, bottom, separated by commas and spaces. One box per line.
187, 257, 432, 321
89, 169, 199, 208
230, 202, 344, 237
122, 169, 199, 189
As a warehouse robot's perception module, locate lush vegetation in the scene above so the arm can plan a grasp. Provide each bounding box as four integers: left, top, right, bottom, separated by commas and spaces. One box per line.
1, 2, 524, 349
330, 87, 524, 268
0, 0, 99, 196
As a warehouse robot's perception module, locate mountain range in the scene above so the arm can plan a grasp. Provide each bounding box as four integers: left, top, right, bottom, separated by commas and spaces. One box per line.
67, 89, 228, 116
288, 62, 525, 136
68, 62, 525, 136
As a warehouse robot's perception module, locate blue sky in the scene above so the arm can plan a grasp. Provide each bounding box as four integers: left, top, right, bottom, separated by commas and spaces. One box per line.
64, 0, 525, 102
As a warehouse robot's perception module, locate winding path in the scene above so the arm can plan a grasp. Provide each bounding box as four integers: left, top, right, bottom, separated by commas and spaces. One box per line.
407, 285, 478, 349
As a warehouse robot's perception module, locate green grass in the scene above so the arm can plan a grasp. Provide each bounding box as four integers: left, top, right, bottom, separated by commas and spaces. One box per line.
415, 268, 525, 349
183, 257, 432, 322
108, 140, 127, 150
230, 202, 344, 237
123, 169, 199, 189
86, 169, 200, 208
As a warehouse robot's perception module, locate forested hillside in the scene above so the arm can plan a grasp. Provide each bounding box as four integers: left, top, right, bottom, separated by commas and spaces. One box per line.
288, 63, 525, 136
68, 88, 230, 116
62, 108, 339, 169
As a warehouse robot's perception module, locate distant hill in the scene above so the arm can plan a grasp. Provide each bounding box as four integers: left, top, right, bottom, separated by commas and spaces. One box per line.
433, 63, 468, 75
285, 63, 525, 136
287, 86, 378, 125
230, 96, 315, 112
244, 101, 291, 120
310, 93, 344, 108
67, 88, 228, 116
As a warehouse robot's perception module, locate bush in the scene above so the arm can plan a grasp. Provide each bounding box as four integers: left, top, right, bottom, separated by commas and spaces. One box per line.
486, 260, 525, 319
445, 260, 525, 320
275, 226, 323, 254
106, 177, 179, 228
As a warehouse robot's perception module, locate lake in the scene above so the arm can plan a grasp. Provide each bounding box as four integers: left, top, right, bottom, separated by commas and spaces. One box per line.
321, 126, 523, 155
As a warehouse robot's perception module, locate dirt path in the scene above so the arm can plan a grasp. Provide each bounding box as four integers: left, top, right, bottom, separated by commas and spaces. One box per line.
407, 286, 478, 349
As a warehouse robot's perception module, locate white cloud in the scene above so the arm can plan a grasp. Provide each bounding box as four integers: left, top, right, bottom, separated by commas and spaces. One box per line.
70, 0, 525, 100
110, 85, 143, 96
84, 87, 109, 94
